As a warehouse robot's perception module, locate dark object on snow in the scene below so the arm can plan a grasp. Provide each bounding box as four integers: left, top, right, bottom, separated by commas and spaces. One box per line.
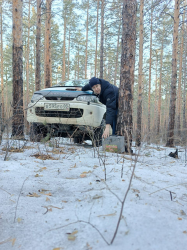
125, 146, 133, 154
169, 149, 178, 159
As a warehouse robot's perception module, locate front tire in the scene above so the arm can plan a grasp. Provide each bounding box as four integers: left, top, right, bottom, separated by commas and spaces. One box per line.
92, 119, 105, 147
30, 123, 49, 142
73, 137, 84, 144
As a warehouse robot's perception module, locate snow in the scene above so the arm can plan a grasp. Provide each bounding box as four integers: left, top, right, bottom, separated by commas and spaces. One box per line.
0, 137, 187, 250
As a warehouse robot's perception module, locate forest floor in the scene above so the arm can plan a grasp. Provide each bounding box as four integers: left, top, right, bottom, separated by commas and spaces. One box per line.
0, 137, 187, 250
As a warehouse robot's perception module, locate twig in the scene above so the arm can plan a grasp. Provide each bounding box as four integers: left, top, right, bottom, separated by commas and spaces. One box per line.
102, 180, 122, 203
47, 220, 110, 245
170, 191, 172, 201
149, 183, 187, 195
110, 152, 139, 244
42, 206, 49, 215
14, 176, 29, 223
0, 186, 11, 195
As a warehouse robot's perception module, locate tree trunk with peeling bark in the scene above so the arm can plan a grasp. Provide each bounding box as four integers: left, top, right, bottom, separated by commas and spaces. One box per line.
147, 3, 153, 144
95, 0, 99, 77
136, 0, 144, 147
116, 0, 137, 152
182, 6, 187, 144
114, 24, 121, 86
176, 8, 184, 139
157, 29, 164, 136
62, 3, 66, 82
12, 0, 24, 137
44, 0, 52, 88
166, 0, 180, 147
100, 0, 104, 79
85, 0, 89, 79
0, 1, 4, 122
35, 0, 41, 91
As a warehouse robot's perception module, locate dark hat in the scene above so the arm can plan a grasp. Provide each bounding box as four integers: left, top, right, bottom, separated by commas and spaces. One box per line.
89, 77, 100, 88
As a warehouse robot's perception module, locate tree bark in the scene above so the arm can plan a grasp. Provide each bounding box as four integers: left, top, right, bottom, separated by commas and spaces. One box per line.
68, 30, 70, 80
147, 3, 153, 144
12, 0, 24, 137
114, 24, 121, 86
157, 29, 164, 136
95, 0, 99, 77
62, 3, 66, 82
0, 1, 4, 122
176, 9, 184, 138
35, 0, 41, 91
136, 0, 144, 147
100, 0, 104, 79
44, 0, 52, 88
166, 0, 180, 147
85, 0, 89, 79
25, 0, 31, 135
116, 0, 137, 152
153, 51, 158, 134
182, 6, 187, 144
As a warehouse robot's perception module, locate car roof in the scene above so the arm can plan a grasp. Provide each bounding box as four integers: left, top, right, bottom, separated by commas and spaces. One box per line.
51, 79, 89, 87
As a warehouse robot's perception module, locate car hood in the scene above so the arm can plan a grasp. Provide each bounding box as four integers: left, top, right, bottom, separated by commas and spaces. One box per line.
34, 87, 93, 98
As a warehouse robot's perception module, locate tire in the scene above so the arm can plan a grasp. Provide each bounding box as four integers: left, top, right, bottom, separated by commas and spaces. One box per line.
73, 136, 84, 144
92, 119, 105, 147
30, 123, 50, 142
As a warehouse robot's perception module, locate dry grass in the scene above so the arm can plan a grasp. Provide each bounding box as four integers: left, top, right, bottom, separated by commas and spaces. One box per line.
2, 147, 24, 153
30, 153, 57, 160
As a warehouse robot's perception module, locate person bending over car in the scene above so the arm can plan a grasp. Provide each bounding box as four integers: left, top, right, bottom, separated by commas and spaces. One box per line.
76, 77, 119, 139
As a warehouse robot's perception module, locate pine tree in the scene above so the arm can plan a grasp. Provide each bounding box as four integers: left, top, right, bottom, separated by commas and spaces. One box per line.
116, 0, 137, 152
12, 0, 24, 137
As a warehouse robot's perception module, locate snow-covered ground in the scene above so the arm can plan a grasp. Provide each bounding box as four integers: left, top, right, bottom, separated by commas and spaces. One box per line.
0, 137, 187, 250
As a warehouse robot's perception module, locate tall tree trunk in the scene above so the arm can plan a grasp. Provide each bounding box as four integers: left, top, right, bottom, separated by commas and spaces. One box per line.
166, 0, 180, 147
12, 0, 24, 137
114, 24, 121, 86
147, 3, 153, 144
0, 1, 4, 123
78, 46, 80, 78
182, 8, 187, 144
176, 9, 185, 138
100, 0, 104, 78
25, 0, 31, 135
95, 0, 99, 77
35, 0, 41, 91
5, 68, 8, 119
116, 0, 137, 152
68, 30, 70, 80
157, 29, 164, 136
26, 0, 30, 110
153, 51, 158, 134
62, 6, 66, 82
44, 0, 52, 88
136, 0, 144, 147
85, 0, 89, 79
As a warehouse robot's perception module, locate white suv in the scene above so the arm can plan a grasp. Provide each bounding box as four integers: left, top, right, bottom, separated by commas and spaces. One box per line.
27, 79, 106, 146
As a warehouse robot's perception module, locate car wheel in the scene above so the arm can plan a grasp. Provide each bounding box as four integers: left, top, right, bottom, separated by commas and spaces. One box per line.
93, 119, 105, 147
73, 137, 84, 144
30, 123, 50, 142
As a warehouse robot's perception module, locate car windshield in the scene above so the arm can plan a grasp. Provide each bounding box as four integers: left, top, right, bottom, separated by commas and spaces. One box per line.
57, 79, 89, 87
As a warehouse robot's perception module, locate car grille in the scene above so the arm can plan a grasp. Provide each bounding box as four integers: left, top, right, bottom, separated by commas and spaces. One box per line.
45, 97, 75, 101
35, 107, 83, 118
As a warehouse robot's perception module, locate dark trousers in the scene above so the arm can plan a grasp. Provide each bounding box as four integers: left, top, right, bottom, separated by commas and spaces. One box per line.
112, 109, 118, 135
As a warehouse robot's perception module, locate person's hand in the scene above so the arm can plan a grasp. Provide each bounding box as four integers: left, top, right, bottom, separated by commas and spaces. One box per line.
102, 124, 110, 139
75, 87, 82, 91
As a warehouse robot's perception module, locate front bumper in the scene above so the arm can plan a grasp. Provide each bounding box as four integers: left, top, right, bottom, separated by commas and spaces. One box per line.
27, 101, 106, 128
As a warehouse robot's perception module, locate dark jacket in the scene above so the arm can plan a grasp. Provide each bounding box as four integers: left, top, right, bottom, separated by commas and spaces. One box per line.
82, 79, 119, 125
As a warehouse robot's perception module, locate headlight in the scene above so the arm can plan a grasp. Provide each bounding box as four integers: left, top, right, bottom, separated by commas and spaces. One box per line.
31, 94, 44, 103
76, 95, 99, 103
